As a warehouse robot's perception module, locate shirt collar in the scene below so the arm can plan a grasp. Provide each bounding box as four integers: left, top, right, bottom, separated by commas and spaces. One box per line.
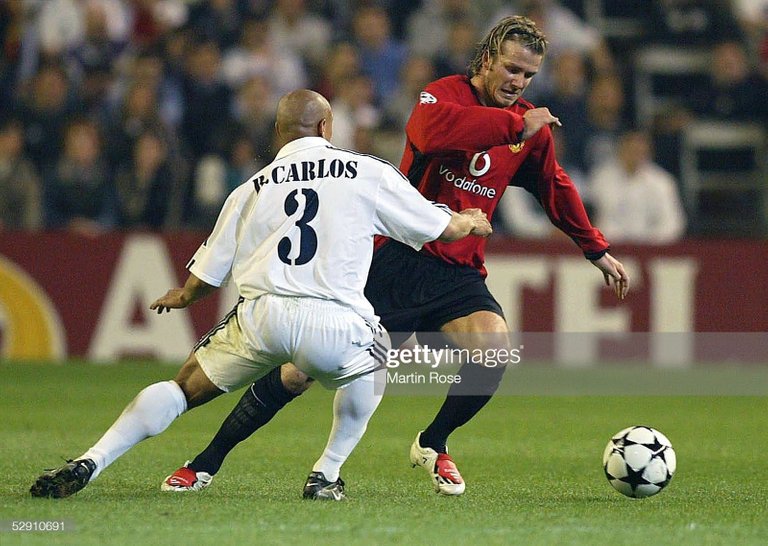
274, 136, 330, 160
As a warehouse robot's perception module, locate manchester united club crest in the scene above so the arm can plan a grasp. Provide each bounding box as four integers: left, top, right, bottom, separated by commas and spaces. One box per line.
508, 142, 525, 153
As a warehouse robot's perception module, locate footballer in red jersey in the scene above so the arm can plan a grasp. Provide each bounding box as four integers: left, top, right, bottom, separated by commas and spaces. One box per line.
367, 16, 628, 496
396, 74, 610, 273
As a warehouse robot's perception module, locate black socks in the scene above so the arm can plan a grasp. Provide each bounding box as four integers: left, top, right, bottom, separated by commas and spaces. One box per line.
419, 361, 507, 453
189, 366, 300, 474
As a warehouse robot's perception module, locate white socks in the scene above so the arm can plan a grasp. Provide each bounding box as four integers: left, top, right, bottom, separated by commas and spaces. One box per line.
80, 381, 187, 480
80, 371, 382, 484
312, 370, 384, 482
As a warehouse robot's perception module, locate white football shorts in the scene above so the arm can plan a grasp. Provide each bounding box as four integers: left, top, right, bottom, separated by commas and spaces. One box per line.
194, 294, 389, 391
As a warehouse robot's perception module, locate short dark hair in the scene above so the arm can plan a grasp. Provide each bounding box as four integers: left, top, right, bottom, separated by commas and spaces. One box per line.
469, 16, 548, 76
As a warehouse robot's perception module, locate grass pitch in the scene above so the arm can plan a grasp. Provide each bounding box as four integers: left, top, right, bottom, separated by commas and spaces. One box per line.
1, 361, 766, 545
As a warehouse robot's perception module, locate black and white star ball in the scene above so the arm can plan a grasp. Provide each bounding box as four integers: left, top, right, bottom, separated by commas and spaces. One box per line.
602, 426, 676, 498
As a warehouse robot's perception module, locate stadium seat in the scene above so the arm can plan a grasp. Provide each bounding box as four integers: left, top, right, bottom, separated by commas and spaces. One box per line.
680, 121, 768, 236
633, 46, 711, 126
583, 0, 646, 40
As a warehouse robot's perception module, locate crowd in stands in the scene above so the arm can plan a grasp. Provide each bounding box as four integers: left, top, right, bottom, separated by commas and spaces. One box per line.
1, 0, 767, 240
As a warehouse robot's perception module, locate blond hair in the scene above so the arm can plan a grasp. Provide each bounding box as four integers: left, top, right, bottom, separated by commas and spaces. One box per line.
469, 16, 548, 76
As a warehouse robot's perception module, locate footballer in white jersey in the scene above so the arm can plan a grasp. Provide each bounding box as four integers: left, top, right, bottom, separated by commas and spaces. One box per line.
174, 91, 488, 392
29, 90, 491, 502
187, 136, 454, 324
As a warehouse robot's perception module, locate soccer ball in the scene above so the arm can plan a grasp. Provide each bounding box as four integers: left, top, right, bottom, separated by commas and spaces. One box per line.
602, 426, 676, 498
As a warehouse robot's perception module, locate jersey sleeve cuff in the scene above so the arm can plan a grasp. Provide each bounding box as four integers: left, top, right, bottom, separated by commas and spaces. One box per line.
188, 265, 224, 288
584, 248, 609, 261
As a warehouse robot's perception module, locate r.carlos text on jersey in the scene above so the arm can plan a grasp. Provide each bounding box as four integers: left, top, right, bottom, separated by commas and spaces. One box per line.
254, 157, 359, 192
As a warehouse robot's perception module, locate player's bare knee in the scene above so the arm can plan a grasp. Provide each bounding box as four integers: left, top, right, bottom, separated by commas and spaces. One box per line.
174, 354, 224, 409
280, 363, 314, 394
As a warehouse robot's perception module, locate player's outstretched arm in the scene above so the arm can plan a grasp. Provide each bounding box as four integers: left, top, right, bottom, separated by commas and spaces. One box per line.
590, 252, 630, 300
150, 273, 218, 313
438, 208, 493, 242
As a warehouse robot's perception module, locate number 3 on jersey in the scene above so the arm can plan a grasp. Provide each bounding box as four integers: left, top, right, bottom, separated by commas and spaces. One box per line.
278, 188, 319, 265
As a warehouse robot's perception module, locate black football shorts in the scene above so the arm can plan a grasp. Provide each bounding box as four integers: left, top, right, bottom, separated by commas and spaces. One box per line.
365, 240, 505, 336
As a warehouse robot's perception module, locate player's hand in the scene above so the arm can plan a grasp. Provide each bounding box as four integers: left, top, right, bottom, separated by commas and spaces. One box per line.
590, 252, 629, 300
150, 288, 191, 314
521, 107, 561, 140
460, 208, 493, 237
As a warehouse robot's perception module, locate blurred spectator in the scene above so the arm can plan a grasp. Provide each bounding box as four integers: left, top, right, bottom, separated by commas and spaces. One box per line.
590, 129, 686, 244
552, 124, 590, 203
330, 74, 380, 150
433, 17, 479, 78
225, 132, 262, 189
350, 125, 377, 155
318, 0, 353, 36
112, 47, 185, 129
537, 50, 590, 170
491, 0, 615, 102
127, 0, 188, 49
181, 40, 233, 161
267, 0, 332, 82
732, 0, 768, 76
383, 56, 436, 132
650, 105, 692, 181
104, 81, 186, 193
579, 72, 629, 173
688, 40, 768, 123
220, 17, 307, 101
314, 41, 361, 102
230, 75, 277, 164
77, 62, 116, 122
188, 154, 229, 229
0, 118, 42, 230
16, 64, 79, 171
647, 0, 742, 47
114, 130, 178, 229
389, 0, 432, 39
0, 0, 25, 106
733, 0, 768, 36
68, 0, 125, 71
161, 26, 191, 82
36, 0, 129, 61
496, 187, 551, 238
67, 1, 125, 120
351, 5, 408, 104
406, 0, 484, 60
322, 0, 424, 40
43, 117, 115, 235
188, 0, 243, 48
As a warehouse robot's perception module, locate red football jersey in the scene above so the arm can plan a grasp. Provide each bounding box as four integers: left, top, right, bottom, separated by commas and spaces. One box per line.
385, 74, 609, 276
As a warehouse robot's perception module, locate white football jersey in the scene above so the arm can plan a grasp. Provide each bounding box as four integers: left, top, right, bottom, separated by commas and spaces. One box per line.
188, 136, 452, 321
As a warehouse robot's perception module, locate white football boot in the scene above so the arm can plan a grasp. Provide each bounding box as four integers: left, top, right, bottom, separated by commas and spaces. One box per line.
409, 432, 465, 495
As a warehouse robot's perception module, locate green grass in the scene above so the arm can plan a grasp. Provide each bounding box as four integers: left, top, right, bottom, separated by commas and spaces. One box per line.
1, 362, 766, 545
